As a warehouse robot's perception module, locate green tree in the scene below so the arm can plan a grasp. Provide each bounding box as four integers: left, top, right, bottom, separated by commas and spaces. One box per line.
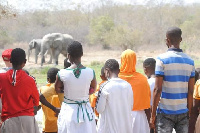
106, 24, 142, 50
88, 15, 114, 49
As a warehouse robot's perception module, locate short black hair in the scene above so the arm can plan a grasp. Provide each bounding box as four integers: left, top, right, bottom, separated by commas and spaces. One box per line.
166, 27, 182, 44
47, 68, 59, 83
143, 58, 156, 71
195, 68, 200, 82
10, 48, 26, 66
64, 58, 71, 69
101, 66, 105, 76
67, 41, 83, 58
104, 59, 119, 72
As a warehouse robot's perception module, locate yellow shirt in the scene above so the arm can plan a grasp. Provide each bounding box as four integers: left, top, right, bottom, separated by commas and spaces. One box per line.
40, 83, 61, 132
194, 79, 200, 100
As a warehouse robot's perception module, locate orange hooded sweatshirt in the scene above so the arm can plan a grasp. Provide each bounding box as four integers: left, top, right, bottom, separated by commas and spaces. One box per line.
119, 49, 151, 111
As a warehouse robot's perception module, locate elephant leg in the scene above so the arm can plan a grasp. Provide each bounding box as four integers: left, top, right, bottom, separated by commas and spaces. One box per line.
35, 51, 38, 64
41, 55, 45, 66
48, 50, 52, 64
42, 58, 45, 63
53, 50, 60, 65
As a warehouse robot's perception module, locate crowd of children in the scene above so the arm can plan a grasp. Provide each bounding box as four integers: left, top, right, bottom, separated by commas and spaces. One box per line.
0, 26, 199, 133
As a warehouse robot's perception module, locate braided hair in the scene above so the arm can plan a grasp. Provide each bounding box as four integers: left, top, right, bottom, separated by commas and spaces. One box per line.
104, 59, 119, 72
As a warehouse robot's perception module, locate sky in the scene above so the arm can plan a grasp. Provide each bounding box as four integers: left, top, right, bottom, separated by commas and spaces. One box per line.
2, 0, 200, 12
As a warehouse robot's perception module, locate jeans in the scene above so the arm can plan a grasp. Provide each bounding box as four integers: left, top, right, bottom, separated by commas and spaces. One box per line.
156, 112, 189, 133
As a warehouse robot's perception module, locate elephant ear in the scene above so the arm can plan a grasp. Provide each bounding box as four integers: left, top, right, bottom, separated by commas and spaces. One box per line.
31, 40, 36, 48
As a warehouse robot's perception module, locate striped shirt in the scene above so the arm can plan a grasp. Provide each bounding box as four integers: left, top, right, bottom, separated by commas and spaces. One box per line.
155, 48, 195, 115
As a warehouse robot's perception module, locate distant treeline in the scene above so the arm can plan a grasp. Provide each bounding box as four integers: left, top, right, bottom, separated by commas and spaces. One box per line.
0, 0, 200, 51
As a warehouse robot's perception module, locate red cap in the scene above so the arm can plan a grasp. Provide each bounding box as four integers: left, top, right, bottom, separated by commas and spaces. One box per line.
2, 49, 13, 61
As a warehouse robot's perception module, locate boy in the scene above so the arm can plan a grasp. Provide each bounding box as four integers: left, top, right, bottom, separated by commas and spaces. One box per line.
150, 27, 195, 133
143, 58, 156, 107
0, 49, 12, 73
39, 68, 60, 133
90, 66, 107, 117
143, 58, 156, 133
96, 59, 133, 133
0, 48, 39, 133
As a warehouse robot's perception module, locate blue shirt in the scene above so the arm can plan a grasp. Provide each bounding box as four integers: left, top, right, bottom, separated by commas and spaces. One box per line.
155, 48, 195, 114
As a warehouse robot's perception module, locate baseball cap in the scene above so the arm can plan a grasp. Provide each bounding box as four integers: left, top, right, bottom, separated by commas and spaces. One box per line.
2, 49, 13, 61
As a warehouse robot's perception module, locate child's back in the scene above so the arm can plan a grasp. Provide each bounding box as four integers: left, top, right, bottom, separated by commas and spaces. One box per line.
96, 78, 133, 133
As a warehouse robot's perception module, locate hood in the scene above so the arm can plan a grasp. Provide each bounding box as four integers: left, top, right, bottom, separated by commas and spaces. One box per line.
120, 49, 136, 74
6, 69, 27, 86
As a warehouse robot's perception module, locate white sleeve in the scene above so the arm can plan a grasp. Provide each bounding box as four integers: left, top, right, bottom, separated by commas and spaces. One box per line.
128, 84, 133, 110
96, 89, 108, 114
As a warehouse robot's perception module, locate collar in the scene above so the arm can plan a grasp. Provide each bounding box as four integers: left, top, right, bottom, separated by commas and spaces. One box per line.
167, 48, 183, 52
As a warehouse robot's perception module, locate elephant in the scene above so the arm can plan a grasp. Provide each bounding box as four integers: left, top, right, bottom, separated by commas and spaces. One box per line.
28, 39, 52, 64
40, 33, 74, 66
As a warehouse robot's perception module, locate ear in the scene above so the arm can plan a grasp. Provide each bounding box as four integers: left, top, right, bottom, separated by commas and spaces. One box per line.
31, 40, 36, 48
180, 37, 182, 42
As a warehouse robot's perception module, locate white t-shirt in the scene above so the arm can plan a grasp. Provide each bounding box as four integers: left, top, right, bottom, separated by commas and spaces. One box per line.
58, 67, 94, 101
148, 77, 155, 106
96, 78, 133, 133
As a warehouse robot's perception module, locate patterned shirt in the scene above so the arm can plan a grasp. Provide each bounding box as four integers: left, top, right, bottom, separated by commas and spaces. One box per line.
155, 48, 195, 115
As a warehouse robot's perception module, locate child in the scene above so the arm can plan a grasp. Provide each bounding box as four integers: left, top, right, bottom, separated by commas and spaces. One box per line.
55, 41, 97, 133
143, 58, 156, 133
90, 66, 107, 118
143, 58, 156, 107
0, 48, 39, 133
96, 59, 133, 133
39, 68, 60, 133
64, 58, 71, 69
189, 68, 200, 132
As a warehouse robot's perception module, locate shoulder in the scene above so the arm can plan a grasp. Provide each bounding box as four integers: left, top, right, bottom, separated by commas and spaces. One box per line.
84, 67, 94, 72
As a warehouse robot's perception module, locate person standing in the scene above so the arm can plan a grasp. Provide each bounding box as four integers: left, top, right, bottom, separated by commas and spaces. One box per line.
0, 48, 40, 133
40, 68, 60, 133
150, 27, 195, 133
96, 59, 133, 133
55, 41, 97, 133
0, 49, 13, 73
119, 49, 151, 133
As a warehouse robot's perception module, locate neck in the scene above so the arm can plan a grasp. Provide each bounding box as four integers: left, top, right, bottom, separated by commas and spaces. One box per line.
109, 73, 118, 79
12, 65, 22, 70
169, 44, 180, 49
149, 74, 155, 79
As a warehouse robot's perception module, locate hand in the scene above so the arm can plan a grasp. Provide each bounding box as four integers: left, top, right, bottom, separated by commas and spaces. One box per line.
150, 116, 156, 129
89, 87, 95, 95
54, 107, 61, 117
34, 106, 39, 115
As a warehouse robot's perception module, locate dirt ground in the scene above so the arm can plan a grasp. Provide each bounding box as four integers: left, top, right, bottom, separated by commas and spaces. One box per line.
0, 42, 199, 69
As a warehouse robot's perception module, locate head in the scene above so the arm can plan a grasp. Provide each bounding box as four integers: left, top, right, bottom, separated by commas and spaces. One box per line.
64, 58, 71, 69
2, 49, 13, 67
47, 68, 60, 83
195, 68, 200, 83
100, 66, 106, 81
120, 49, 136, 73
10, 48, 26, 70
29, 40, 36, 50
143, 58, 156, 78
67, 41, 83, 64
166, 27, 182, 48
104, 59, 119, 79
